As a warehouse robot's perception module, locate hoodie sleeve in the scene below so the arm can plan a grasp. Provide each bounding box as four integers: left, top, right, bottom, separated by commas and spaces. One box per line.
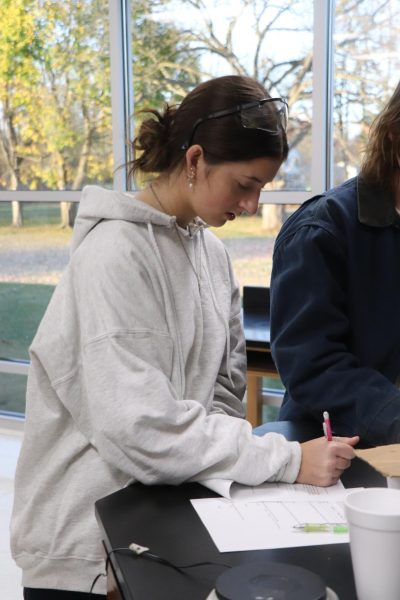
72, 329, 301, 486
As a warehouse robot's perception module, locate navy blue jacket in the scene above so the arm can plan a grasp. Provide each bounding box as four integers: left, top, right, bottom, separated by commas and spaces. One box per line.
271, 176, 400, 445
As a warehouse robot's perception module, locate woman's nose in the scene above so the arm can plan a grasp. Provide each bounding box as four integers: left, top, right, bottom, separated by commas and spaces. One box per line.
239, 195, 259, 216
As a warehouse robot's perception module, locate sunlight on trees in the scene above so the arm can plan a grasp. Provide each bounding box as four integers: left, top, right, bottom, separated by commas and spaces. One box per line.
0, 0, 112, 194
0, 0, 399, 228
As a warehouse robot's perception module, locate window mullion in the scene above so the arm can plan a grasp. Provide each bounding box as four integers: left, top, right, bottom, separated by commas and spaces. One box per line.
311, 0, 334, 195
108, 0, 133, 192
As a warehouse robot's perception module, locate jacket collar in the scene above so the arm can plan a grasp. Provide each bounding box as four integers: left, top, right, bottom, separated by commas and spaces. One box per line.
357, 175, 398, 227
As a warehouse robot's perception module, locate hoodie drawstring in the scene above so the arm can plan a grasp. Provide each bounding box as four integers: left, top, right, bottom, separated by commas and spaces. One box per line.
200, 229, 234, 388
147, 222, 234, 393
147, 223, 186, 398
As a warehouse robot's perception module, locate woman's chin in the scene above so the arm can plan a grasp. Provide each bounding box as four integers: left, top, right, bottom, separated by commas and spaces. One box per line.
207, 213, 236, 227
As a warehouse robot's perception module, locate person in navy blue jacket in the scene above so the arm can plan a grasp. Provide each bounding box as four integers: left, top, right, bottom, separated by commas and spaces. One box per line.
271, 81, 400, 446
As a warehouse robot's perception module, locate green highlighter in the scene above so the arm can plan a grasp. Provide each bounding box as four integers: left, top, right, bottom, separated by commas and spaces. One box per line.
293, 523, 348, 533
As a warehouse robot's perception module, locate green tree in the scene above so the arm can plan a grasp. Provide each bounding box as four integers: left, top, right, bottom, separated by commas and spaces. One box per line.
0, 0, 113, 225
33, 0, 112, 225
0, 0, 202, 225
132, 0, 200, 108
0, 0, 43, 224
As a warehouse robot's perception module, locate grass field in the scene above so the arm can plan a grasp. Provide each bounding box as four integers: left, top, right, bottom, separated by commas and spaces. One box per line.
0, 374, 28, 414
0, 202, 62, 227
0, 206, 283, 415
0, 283, 55, 414
0, 204, 266, 238
0, 283, 55, 361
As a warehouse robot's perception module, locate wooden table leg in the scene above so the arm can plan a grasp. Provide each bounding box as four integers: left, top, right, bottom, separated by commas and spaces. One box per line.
246, 372, 262, 427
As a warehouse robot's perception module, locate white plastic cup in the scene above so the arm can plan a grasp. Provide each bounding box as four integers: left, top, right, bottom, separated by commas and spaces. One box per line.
387, 476, 400, 489
344, 488, 400, 600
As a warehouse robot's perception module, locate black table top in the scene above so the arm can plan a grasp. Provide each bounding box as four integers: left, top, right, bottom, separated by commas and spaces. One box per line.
95, 421, 385, 600
243, 313, 270, 347
242, 285, 270, 349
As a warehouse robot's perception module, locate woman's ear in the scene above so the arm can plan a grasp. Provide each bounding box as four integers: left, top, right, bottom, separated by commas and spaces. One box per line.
184, 145, 205, 190
185, 144, 204, 172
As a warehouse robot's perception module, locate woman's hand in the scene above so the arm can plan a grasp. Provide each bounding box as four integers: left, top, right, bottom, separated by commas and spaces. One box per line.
296, 435, 360, 486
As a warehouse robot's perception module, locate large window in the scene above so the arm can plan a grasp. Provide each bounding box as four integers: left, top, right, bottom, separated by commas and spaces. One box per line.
131, 0, 314, 291
0, 0, 112, 414
0, 0, 113, 193
1, 0, 400, 416
333, 0, 400, 184
132, 0, 314, 192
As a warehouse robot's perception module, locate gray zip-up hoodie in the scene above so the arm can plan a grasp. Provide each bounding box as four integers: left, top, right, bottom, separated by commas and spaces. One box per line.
11, 186, 301, 594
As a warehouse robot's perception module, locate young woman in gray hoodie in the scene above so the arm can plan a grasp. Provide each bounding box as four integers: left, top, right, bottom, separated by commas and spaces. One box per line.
12, 75, 358, 600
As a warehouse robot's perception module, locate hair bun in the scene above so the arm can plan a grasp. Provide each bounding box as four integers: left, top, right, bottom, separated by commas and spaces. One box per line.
131, 106, 176, 174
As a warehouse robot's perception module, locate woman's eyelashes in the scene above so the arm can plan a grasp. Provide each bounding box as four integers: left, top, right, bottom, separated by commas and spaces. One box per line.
236, 181, 263, 198
237, 181, 252, 192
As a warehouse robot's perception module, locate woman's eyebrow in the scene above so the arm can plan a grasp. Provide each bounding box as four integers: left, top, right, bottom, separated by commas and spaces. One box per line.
243, 175, 263, 183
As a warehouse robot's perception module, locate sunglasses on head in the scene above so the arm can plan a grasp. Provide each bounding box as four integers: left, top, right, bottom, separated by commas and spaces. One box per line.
181, 97, 288, 150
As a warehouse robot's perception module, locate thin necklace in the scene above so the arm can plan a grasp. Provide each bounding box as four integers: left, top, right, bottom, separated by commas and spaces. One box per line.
149, 183, 169, 215
149, 183, 201, 287
176, 225, 200, 280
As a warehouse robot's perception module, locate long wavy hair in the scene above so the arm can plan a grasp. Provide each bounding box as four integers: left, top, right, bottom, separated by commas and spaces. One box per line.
361, 81, 400, 191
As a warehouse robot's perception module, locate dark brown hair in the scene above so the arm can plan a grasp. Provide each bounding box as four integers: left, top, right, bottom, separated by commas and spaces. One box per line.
128, 75, 288, 180
361, 80, 400, 190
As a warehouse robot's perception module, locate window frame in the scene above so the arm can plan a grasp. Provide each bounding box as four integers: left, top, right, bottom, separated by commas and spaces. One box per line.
0, 0, 335, 203
0, 0, 335, 385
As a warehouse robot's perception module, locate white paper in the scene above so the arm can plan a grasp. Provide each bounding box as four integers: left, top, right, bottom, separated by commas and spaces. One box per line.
199, 478, 348, 501
191, 483, 363, 553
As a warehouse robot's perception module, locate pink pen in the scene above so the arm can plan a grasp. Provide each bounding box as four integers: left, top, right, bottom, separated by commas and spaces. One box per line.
323, 411, 333, 441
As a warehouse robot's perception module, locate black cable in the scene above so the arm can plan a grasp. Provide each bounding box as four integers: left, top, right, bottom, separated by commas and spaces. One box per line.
89, 572, 105, 596
89, 543, 231, 596
141, 550, 231, 574
89, 547, 132, 596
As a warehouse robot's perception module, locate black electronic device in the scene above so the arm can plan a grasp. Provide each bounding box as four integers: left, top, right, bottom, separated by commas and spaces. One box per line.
213, 561, 338, 600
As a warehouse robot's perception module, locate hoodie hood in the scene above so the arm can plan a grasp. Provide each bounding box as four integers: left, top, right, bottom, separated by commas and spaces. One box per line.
71, 185, 178, 254
70, 185, 231, 387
